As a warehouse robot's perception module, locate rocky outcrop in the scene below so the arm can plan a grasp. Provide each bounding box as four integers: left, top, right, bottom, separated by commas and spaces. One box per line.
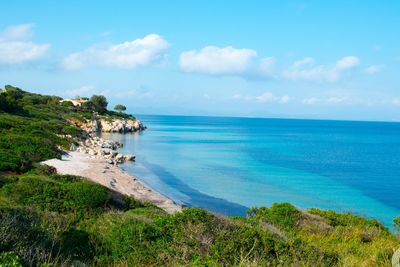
75, 136, 135, 165
67, 115, 144, 165
99, 118, 146, 133
69, 117, 146, 134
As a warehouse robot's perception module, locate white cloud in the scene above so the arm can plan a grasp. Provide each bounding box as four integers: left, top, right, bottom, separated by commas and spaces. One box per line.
62, 34, 169, 70
0, 24, 33, 41
179, 46, 257, 75
233, 91, 290, 104
280, 95, 290, 104
259, 56, 276, 76
302, 97, 319, 105
292, 57, 315, 68
0, 24, 50, 65
283, 56, 360, 82
389, 98, 400, 105
66, 85, 96, 97
302, 96, 349, 105
335, 56, 360, 70
365, 65, 384, 75
326, 96, 348, 104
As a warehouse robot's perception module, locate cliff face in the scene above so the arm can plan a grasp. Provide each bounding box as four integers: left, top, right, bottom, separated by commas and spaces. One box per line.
99, 118, 145, 133
70, 117, 146, 134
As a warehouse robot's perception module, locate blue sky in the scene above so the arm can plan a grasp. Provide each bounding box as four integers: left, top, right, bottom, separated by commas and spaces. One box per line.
0, 1, 399, 121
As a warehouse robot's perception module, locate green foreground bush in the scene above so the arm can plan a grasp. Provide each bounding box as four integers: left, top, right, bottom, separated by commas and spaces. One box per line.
1, 170, 399, 266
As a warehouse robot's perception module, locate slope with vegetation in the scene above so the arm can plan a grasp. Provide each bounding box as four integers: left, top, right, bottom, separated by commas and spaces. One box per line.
0, 85, 399, 266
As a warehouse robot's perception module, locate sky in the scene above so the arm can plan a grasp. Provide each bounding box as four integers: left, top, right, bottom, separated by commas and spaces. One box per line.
0, 1, 399, 121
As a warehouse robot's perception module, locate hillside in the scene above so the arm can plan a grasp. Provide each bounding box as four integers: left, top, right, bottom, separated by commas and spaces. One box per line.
0, 86, 399, 266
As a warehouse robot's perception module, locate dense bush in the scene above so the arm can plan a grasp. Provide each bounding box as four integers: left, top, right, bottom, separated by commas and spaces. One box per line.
0, 134, 61, 172
0, 252, 23, 267
90, 95, 108, 113
247, 202, 303, 230
114, 104, 126, 112
0, 208, 57, 266
308, 208, 386, 230
2, 175, 111, 213
0, 171, 399, 266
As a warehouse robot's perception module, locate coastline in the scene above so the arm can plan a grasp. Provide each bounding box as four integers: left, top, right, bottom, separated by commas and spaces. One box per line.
43, 136, 182, 214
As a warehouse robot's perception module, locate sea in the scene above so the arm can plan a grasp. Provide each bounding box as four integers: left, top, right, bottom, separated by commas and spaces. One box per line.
101, 115, 400, 227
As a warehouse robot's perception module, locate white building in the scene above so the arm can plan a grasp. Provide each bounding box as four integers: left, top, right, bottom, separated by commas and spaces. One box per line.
59, 98, 88, 107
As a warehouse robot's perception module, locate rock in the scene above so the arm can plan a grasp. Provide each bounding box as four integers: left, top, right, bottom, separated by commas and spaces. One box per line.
101, 143, 112, 149
70, 143, 78, 151
101, 149, 111, 155
88, 149, 97, 156
99, 118, 146, 133
114, 154, 124, 163
124, 154, 135, 161
70, 118, 146, 135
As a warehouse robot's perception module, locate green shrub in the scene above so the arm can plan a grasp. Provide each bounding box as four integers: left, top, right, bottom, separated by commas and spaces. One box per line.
60, 229, 93, 260
90, 95, 108, 113
247, 202, 303, 230
0, 252, 23, 267
0, 208, 55, 266
123, 196, 151, 210
0, 134, 61, 172
210, 223, 281, 266
61, 181, 111, 211
308, 208, 387, 231
27, 164, 57, 176
2, 175, 110, 213
90, 212, 162, 266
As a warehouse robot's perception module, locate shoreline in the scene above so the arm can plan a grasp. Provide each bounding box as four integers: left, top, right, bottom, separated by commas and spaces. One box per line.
44, 140, 182, 214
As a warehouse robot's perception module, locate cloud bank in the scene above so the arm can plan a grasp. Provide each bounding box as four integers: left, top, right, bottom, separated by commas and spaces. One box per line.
179, 46, 257, 75
179, 45, 361, 83
62, 34, 169, 70
233, 91, 290, 104
283, 56, 360, 82
0, 24, 50, 65
365, 65, 384, 75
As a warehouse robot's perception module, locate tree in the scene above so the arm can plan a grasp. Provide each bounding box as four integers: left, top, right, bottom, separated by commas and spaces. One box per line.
0, 94, 10, 112
114, 104, 126, 112
81, 101, 95, 112
61, 101, 74, 108
4, 85, 24, 100
90, 95, 108, 113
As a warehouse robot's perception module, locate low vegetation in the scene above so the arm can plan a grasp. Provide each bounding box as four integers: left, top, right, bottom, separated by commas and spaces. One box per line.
0, 85, 399, 266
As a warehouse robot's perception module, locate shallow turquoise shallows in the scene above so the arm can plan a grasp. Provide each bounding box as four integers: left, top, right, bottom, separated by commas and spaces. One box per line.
101, 115, 400, 227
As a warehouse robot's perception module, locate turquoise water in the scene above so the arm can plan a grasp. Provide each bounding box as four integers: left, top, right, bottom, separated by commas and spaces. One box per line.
102, 115, 400, 227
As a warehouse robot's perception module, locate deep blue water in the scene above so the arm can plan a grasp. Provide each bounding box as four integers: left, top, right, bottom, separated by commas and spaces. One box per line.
102, 115, 400, 227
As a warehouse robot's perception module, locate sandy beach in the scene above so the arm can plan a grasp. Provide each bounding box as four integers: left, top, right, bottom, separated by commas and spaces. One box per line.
44, 151, 182, 214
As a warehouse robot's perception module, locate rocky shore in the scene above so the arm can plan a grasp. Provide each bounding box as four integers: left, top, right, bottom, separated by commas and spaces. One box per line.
73, 136, 135, 165
70, 117, 146, 134
44, 117, 183, 214
69, 117, 144, 164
